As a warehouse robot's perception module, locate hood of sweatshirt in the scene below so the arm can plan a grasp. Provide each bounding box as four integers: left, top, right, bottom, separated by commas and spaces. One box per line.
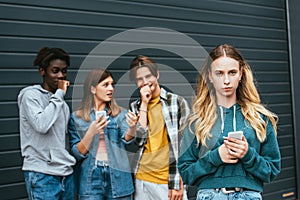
18, 84, 52, 104
218, 103, 241, 134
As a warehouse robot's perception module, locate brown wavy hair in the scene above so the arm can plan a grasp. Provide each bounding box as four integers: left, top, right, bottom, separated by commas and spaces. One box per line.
129, 55, 158, 81
76, 68, 121, 121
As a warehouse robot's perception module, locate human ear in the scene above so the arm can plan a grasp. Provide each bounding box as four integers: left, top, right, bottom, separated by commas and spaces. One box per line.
90, 86, 96, 95
239, 69, 243, 81
39, 68, 45, 77
208, 72, 213, 83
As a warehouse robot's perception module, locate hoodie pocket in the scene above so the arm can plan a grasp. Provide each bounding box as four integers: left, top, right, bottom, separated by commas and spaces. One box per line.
48, 148, 76, 166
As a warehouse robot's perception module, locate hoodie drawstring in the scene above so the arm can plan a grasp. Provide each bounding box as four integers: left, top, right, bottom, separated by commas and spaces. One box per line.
220, 106, 224, 133
219, 105, 236, 133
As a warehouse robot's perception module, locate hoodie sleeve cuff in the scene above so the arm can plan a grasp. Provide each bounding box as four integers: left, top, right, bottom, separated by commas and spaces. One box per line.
240, 146, 255, 163
209, 148, 223, 167
54, 89, 65, 100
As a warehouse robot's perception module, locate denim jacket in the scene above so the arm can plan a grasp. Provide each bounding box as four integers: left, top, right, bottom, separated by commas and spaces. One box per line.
68, 108, 134, 198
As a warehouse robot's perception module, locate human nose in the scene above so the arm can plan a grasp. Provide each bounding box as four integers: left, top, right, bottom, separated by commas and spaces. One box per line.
57, 71, 64, 79
137, 76, 149, 86
142, 77, 150, 85
224, 74, 230, 84
107, 84, 114, 90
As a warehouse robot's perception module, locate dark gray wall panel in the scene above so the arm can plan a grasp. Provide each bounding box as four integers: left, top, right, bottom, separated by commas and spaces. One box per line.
0, 0, 295, 199
287, 0, 300, 198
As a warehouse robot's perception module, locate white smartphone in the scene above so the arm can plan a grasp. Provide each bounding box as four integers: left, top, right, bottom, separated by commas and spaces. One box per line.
95, 110, 106, 120
228, 131, 243, 140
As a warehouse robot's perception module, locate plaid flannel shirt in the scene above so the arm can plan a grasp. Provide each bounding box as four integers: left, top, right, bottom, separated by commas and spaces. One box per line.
129, 88, 190, 190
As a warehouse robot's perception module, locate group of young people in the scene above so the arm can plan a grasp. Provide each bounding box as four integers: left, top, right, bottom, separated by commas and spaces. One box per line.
18, 44, 281, 200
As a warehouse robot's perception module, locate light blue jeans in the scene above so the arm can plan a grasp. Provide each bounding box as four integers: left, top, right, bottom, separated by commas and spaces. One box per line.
23, 171, 74, 200
196, 189, 262, 200
79, 164, 132, 200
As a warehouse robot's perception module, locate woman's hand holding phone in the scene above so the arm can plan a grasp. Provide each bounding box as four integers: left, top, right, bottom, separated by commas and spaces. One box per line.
95, 110, 110, 134
223, 131, 248, 159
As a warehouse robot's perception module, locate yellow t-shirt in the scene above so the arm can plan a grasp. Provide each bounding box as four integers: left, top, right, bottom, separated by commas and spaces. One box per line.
136, 96, 169, 184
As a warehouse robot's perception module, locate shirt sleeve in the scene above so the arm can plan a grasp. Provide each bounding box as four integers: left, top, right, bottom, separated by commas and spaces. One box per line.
178, 97, 190, 131
68, 114, 87, 161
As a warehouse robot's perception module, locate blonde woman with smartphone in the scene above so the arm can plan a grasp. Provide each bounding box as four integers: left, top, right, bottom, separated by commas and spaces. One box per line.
178, 44, 280, 200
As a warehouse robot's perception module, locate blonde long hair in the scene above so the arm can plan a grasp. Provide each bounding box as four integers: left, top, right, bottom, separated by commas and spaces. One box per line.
188, 44, 278, 146
76, 68, 121, 121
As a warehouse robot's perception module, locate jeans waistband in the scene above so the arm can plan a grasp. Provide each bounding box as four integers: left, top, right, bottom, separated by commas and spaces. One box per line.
214, 188, 259, 194
215, 188, 242, 194
95, 160, 109, 167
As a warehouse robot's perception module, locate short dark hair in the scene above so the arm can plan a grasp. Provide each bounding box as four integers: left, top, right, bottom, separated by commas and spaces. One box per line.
129, 55, 158, 81
33, 47, 70, 69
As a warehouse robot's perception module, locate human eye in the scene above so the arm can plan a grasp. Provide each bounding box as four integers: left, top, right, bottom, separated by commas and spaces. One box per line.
135, 77, 143, 82
215, 71, 222, 77
145, 74, 152, 79
62, 68, 68, 74
229, 70, 238, 76
52, 68, 59, 73
102, 82, 109, 87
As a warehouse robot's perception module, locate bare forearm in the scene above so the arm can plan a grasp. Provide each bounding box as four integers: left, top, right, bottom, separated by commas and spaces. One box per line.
138, 103, 148, 128
77, 129, 96, 155
124, 126, 136, 141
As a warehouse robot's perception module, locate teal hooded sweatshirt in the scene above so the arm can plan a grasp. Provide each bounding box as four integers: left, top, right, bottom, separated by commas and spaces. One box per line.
178, 104, 281, 192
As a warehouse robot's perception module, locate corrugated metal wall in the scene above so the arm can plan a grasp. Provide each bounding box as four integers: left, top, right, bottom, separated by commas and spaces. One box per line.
0, 0, 295, 199
287, 0, 300, 199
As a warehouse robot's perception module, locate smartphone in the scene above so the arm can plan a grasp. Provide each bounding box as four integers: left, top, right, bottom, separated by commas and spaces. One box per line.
95, 110, 106, 120
228, 131, 243, 140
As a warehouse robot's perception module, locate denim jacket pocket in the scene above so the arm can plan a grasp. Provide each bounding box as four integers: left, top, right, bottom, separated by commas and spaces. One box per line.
106, 126, 121, 143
